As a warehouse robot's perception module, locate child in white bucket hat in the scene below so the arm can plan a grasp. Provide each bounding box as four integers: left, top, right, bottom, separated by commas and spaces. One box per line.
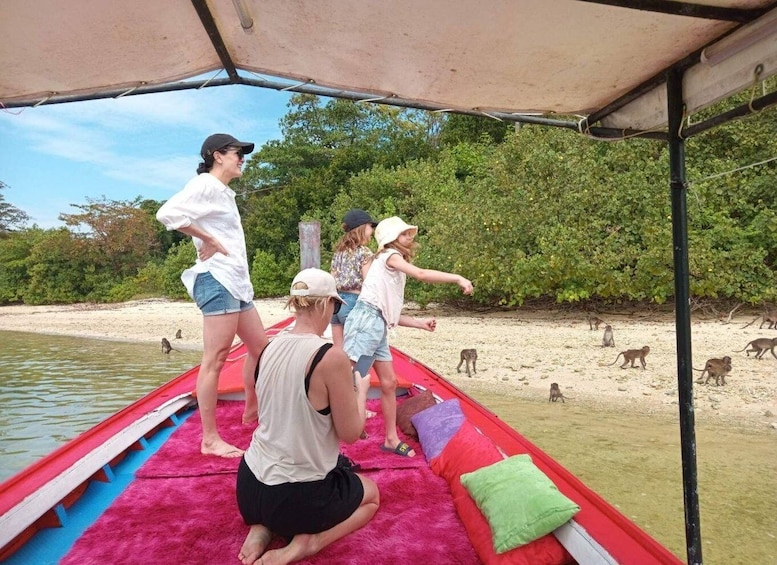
342, 216, 473, 457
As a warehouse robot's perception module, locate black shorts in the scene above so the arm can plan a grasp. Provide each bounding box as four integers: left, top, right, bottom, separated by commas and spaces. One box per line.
236, 457, 364, 540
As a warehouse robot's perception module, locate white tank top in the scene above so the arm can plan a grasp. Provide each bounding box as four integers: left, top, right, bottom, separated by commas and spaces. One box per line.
243, 334, 340, 485
359, 249, 406, 328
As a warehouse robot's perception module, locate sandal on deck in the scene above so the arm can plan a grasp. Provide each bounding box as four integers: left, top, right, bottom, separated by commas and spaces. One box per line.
380, 441, 414, 457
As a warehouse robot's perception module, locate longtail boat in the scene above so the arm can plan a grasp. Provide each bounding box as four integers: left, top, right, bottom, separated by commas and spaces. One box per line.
0, 317, 683, 564
3, 3, 777, 562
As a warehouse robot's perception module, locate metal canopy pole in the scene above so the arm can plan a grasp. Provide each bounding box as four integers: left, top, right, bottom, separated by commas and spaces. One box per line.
666, 68, 703, 565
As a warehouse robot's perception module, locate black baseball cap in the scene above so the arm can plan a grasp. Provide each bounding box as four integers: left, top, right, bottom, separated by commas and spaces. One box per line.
343, 209, 377, 231
200, 134, 255, 159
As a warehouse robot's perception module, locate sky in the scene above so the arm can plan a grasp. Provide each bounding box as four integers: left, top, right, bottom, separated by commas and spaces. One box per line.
0, 86, 293, 228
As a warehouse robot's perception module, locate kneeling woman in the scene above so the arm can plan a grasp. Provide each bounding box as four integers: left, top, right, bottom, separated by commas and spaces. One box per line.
236, 268, 379, 565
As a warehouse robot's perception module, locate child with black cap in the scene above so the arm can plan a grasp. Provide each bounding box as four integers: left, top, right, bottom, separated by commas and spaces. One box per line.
329, 209, 378, 347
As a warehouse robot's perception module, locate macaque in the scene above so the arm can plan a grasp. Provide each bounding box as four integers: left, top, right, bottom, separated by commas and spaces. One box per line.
587, 315, 605, 331
161, 337, 175, 354
175, 329, 182, 339
548, 382, 565, 403
694, 356, 732, 386
734, 337, 777, 360
608, 346, 650, 369
759, 314, 777, 330
457, 348, 478, 377
602, 325, 615, 347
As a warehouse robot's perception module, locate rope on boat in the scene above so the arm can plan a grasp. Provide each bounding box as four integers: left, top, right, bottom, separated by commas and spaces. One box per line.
689, 154, 777, 185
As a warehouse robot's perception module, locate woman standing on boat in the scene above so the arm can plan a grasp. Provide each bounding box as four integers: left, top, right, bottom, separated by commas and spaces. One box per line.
156, 133, 269, 458
236, 268, 379, 565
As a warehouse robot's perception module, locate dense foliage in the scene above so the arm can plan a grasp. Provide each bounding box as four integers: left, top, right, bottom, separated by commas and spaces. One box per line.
0, 93, 775, 307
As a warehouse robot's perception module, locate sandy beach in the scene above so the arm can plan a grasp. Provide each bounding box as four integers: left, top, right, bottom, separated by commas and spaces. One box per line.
1, 298, 775, 432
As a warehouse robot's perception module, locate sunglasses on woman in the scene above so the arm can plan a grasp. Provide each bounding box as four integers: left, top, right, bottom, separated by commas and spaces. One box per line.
221, 147, 244, 158
331, 298, 341, 315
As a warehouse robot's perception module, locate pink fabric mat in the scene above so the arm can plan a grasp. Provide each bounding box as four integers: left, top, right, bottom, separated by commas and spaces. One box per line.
63, 400, 479, 564
137, 400, 425, 478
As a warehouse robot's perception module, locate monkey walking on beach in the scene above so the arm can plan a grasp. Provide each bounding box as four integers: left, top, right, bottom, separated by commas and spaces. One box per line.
741, 311, 777, 330
175, 329, 182, 339
602, 325, 615, 347
548, 382, 566, 403
608, 346, 650, 369
161, 337, 180, 354
457, 348, 478, 377
587, 315, 605, 331
694, 356, 732, 386
734, 337, 777, 360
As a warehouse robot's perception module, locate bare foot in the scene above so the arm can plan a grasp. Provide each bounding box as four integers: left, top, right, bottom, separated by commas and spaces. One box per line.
201, 437, 244, 458
238, 525, 272, 565
257, 533, 320, 565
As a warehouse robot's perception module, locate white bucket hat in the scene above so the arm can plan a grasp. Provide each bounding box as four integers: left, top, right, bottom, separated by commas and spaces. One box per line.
375, 216, 418, 249
290, 268, 345, 303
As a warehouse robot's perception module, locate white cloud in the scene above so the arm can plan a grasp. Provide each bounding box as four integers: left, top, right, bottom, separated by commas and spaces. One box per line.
0, 85, 291, 227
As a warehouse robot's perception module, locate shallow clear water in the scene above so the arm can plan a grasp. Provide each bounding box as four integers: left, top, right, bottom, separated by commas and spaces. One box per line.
0, 331, 202, 482
462, 387, 777, 565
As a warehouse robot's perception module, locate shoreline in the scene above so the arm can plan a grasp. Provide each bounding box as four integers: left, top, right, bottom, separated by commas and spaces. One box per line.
1, 298, 776, 433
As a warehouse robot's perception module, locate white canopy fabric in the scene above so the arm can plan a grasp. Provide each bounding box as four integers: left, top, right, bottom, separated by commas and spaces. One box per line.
1, 0, 776, 134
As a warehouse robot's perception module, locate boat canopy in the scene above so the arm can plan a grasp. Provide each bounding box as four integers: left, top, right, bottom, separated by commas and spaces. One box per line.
2, 0, 777, 138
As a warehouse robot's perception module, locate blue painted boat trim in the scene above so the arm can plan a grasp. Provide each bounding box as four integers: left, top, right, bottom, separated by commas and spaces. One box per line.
4, 407, 195, 565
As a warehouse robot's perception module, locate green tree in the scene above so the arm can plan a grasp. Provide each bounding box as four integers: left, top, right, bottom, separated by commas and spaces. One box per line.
139, 198, 186, 258
238, 94, 441, 274
160, 240, 196, 299
0, 228, 42, 304
439, 114, 512, 146
0, 181, 31, 234
59, 196, 160, 277
24, 229, 98, 304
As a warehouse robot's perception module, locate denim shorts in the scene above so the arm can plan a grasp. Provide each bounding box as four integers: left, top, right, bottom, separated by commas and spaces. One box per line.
342, 301, 392, 372
192, 271, 253, 316
330, 291, 359, 326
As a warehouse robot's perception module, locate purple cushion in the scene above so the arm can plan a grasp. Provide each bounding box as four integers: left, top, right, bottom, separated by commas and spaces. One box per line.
411, 398, 465, 461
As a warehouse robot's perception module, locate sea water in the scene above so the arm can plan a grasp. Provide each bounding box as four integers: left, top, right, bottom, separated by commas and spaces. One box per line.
0, 331, 202, 482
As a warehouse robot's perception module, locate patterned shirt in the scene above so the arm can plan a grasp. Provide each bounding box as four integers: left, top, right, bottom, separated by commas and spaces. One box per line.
330, 246, 373, 292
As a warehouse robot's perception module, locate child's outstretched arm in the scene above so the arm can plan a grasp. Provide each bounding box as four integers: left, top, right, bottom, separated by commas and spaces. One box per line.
398, 315, 437, 332
387, 254, 474, 295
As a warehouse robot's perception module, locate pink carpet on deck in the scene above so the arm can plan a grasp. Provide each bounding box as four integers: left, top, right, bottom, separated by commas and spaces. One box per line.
63, 399, 479, 565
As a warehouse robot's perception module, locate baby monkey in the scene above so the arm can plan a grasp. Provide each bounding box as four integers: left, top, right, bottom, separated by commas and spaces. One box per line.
601, 325, 615, 347
608, 345, 650, 369
694, 356, 732, 386
548, 382, 565, 403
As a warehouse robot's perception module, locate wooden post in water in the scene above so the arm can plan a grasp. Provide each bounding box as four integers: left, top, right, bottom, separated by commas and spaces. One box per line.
299, 221, 321, 269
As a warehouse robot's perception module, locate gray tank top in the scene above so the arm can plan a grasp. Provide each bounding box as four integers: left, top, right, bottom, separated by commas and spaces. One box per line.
244, 334, 340, 485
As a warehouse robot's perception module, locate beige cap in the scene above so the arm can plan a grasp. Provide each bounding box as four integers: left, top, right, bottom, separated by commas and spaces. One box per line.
290, 268, 345, 303
375, 216, 418, 249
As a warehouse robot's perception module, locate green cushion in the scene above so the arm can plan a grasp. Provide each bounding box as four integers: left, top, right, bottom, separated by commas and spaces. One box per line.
460, 454, 580, 554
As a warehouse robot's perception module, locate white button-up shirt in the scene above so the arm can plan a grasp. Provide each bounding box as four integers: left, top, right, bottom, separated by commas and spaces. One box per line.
156, 173, 254, 302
